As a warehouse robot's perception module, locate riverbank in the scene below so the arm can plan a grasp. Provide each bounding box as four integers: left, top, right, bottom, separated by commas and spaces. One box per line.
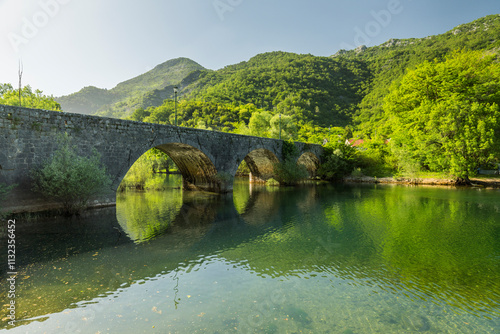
344, 176, 500, 188
3, 175, 499, 217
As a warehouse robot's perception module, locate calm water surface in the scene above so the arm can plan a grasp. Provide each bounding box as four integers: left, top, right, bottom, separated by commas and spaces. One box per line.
1, 176, 499, 333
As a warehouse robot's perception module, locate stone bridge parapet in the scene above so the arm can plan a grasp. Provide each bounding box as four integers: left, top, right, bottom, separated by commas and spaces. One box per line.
0, 105, 323, 212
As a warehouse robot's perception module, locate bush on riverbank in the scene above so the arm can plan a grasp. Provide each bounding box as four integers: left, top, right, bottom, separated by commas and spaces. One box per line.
318, 142, 357, 180
355, 139, 395, 177
31, 134, 111, 215
266, 178, 280, 186
273, 158, 309, 185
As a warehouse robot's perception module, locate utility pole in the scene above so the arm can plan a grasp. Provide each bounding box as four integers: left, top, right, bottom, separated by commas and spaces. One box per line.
173, 86, 178, 126
18, 60, 23, 107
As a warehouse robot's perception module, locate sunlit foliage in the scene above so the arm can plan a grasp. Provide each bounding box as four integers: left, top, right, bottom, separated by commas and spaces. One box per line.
385, 50, 500, 181
0, 84, 61, 111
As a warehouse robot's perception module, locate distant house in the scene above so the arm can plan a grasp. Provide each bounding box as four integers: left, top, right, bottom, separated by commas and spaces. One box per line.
346, 139, 365, 147
345, 138, 391, 149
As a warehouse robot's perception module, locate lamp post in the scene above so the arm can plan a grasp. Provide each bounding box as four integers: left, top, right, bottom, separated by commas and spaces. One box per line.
279, 113, 282, 140
173, 86, 178, 126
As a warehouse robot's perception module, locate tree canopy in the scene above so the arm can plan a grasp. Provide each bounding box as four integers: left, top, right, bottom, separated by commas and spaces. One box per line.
385, 50, 500, 181
0, 84, 61, 111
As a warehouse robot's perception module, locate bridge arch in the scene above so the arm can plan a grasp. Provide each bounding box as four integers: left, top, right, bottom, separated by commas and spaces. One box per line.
241, 148, 280, 183
115, 142, 220, 193
297, 152, 321, 178
155, 143, 218, 191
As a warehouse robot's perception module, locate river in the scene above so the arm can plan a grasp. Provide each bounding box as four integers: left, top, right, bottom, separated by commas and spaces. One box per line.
1, 175, 499, 333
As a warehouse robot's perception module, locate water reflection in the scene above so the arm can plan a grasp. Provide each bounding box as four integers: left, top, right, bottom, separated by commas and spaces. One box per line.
0, 180, 499, 333
230, 184, 500, 316
116, 189, 225, 243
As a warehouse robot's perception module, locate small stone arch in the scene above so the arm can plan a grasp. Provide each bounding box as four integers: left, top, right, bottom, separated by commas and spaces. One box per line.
115, 143, 221, 193
242, 148, 280, 183
155, 143, 219, 192
297, 152, 321, 178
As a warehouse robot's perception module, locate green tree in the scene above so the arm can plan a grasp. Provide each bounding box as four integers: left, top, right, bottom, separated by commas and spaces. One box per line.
273, 158, 309, 185
130, 108, 151, 121
385, 50, 500, 182
0, 84, 61, 111
31, 134, 111, 215
248, 111, 272, 137
318, 142, 357, 180
269, 114, 297, 140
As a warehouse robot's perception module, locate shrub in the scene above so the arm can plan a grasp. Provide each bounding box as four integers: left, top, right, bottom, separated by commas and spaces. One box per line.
355, 139, 395, 177
318, 142, 357, 180
31, 134, 111, 215
273, 158, 309, 185
266, 178, 280, 186
351, 168, 364, 178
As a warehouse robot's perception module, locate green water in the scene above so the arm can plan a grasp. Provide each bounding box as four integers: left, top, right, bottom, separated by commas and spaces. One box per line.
1, 176, 499, 333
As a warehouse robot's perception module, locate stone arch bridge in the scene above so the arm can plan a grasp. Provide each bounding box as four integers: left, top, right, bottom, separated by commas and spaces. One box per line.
0, 105, 323, 212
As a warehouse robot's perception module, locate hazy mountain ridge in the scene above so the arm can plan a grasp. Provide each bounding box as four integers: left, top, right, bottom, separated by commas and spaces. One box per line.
57, 57, 205, 116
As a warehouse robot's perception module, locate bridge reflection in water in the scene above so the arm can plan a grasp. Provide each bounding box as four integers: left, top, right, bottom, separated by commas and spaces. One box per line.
1, 178, 499, 333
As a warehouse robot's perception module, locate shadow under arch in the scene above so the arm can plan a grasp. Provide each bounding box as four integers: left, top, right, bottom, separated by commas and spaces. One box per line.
155, 142, 220, 192
242, 148, 280, 183
297, 152, 321, 178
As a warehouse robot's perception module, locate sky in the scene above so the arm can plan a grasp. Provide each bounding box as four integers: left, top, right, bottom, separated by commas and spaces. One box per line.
0, 0, 499, 97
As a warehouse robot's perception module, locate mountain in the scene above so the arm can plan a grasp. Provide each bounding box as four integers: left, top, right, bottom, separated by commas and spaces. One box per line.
183, 51, 371, 127
56, 57, 205, 116
181, 15, 500, 129
333, 14, 500, 134
57, 14, 500, 131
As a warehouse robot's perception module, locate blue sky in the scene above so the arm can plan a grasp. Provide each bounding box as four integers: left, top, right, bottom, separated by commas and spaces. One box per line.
0, 0, 499, 97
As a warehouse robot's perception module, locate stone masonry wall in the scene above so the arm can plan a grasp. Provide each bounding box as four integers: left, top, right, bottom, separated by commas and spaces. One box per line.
0, 105, 323, 213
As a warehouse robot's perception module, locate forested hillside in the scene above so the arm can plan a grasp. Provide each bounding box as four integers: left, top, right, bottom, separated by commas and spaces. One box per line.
55, 14, 500, 141
184, 51, 371, 127
173, 15, 500, 133
338, 14, 500, 135
56, 58, 205, 116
